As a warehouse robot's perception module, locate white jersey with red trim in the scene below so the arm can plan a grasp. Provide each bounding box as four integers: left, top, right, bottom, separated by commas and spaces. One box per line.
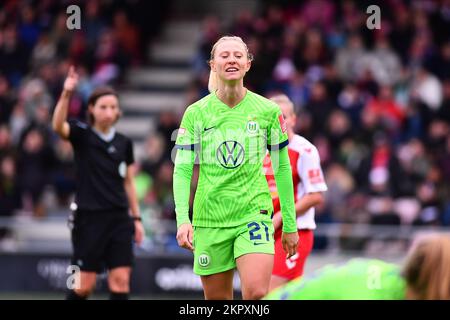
264, 134, 327, 230
291, 134, 327, 229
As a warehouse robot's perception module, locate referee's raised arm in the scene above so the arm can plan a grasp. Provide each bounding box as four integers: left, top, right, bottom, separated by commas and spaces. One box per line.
52, 65, 79, 139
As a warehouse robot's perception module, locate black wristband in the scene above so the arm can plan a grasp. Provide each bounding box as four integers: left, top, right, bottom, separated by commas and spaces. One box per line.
132, 216, 142, 221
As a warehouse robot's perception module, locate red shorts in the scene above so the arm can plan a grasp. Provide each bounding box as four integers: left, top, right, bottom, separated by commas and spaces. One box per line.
272, 229, 314, 280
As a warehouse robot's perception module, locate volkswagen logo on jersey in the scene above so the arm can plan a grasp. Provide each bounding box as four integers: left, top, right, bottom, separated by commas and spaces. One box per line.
216, 140, 245, 169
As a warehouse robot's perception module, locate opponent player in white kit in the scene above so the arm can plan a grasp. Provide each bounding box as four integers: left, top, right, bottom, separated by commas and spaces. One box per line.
263, 94, 328, 291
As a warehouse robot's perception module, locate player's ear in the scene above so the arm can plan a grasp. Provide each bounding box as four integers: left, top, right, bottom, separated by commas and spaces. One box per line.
245, 60, 251, 72
245, 52, 253, 72
115, 110, 122, 123
87, 104, 95, 125
291, 113, 297, 126
210, 60, 217, 72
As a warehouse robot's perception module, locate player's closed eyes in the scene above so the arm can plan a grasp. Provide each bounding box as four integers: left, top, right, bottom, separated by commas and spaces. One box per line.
99, 105, 117, 110
219, 53, 243, 59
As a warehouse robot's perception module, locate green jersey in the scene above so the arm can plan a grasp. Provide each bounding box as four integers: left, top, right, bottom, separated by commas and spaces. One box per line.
175, 90, 294, 230
265, 258, 406, 300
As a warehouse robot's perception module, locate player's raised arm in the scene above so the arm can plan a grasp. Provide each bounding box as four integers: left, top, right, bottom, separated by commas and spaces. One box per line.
52, 65, 79, 139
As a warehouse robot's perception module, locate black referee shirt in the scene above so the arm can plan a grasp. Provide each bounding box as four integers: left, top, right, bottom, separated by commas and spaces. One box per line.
68, 120, 134, 211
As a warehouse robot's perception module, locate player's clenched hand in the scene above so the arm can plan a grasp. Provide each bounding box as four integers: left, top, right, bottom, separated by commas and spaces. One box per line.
282, 231, 299, 259
176, 223, 194, 251
63, 65, 79, 93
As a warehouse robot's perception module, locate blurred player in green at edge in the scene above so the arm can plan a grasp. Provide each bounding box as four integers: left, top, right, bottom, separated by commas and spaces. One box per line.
173, 36, 299, 300
265, 233, 450, 300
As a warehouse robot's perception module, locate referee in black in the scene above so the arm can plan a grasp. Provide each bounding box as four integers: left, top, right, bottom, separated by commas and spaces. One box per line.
52, 66, 145, 300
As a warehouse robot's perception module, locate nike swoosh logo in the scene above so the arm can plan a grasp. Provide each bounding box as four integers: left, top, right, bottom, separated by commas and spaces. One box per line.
253, 242, 266, 246
204, 126, 215, 131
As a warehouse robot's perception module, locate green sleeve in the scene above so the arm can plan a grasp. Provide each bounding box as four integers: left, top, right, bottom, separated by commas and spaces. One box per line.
173, 106, 198, 228
267, 105, 288, 147
173, 148, 195, 228
269, 145, 297, 233
266, 104, 296, 232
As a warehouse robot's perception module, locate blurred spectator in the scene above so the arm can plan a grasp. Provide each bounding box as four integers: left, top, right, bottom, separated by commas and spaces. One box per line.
0, 155, 20, 240
337, 83, 364, 127
83, 0, 107, 49
156, 111, 180, 161
18, 4, 41, 49
19, 78, 53, 122
141, 134, 166, 179
434, 41, 450, 80
16, 127, 56, 217
410, 65, 443, 112
356, 133, 408, 198
440, 135, 450, 183
154, 161, 175, 220
301, 0, 336, 33
413, 180, 442, 226
363, 85, 405, 138
67, 31, 87, 66
427, 119, 449, 155
285, 71, 310, 110
0, 125, 14, 159
323, 163, 355, 222
0, 24, 29, 87
244, 36, 274, 93
322, 63, 343, 103
194, 15, 221, 76
304, 81, 334, 134
440, 135, 450, 225
335, 33, 367, 82
0, 75, 16, 124
325, 110, 353, 158
389, 5, 414, 64
368, 37, 402, 86
439, 79, 450, 123
52, 139, 75, 208
230, 9, 255, 39
113, 10, 141, 65
91, 29, 125, 85
49, 12, 72, 59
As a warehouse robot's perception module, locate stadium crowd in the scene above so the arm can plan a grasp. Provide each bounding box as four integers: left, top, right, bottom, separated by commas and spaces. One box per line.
0, 0, 449, 251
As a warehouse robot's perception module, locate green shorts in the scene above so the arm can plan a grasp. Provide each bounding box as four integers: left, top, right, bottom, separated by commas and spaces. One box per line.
193, 219, 275, 276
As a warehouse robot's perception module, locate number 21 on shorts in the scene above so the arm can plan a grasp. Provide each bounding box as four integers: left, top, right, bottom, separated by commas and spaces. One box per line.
247, 221, 270, 245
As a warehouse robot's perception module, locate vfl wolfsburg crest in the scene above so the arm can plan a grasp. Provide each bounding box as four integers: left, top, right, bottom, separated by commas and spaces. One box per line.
216, 140, 245, 169
247, 120, 259, 134
198, 254, 210, 267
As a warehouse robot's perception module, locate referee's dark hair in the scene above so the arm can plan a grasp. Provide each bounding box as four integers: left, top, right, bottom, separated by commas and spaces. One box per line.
87, 87, 121, 125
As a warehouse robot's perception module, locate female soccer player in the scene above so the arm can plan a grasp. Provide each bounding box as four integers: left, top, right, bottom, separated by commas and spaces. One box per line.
265, 233, 450, 300
52, 66, 145, 300
264, 94, 327, 291
173, 36, 299, 300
